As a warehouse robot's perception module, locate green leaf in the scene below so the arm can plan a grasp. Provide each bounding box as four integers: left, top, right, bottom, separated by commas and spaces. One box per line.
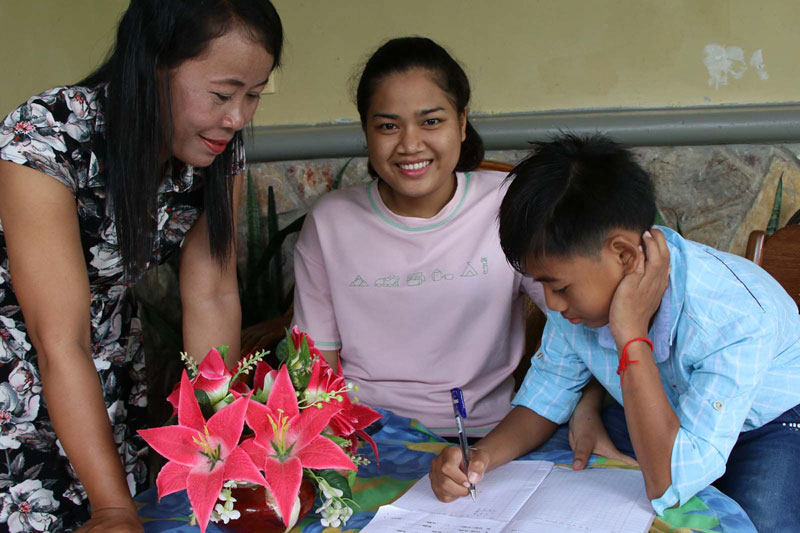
240, 160, 352, 326
332, 158, 352, 191
316, 469, 353, 501
194, 389, 215, 419
325, 434, 350, 447
252, 387, 270, 404
267, 185, 279, 242
292, 337, 313, 389
276, 330, 293, 363
216, 345, 229, 360
300, 336, 312, 366
244, 169, 263, 326
654, 210, 667, 227
246, 169, 261, 281
251, 214, 307, 314
767, 173, 783, 235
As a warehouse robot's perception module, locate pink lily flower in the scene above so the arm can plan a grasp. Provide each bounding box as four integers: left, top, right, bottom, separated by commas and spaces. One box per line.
242, 365, 356, 527
251, 361, 279, 402
291, 325, 324, 360
304, 357, 382, 459
166, 348, 248, 412
139, 372, 267, 533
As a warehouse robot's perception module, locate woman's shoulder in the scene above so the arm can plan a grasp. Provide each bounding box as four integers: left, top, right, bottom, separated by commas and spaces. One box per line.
1, 85, 105, 193
307, 181, 372, 218
6, 85, 104, 120
2, 85, 105, 143
464, 168, 511, 190
459, 168, 513, 207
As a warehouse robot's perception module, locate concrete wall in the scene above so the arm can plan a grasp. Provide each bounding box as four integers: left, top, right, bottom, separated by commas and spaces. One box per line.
3, 1, 799, 126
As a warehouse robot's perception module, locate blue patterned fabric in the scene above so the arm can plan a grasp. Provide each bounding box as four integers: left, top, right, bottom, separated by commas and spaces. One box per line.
136, 408, 754, 532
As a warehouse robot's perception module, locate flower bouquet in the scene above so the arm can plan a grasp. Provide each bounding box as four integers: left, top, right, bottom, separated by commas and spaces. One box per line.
138, 327, 381, 532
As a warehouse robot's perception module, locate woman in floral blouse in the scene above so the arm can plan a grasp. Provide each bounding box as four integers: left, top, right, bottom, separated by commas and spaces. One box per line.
0, 1, 283, 531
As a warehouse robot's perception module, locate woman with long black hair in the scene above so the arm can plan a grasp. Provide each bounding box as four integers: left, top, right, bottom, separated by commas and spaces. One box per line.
0, 1, 282, 530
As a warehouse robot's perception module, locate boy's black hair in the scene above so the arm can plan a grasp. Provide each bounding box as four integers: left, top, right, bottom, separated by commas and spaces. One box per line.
80, 0, 283, 280
498, 133, 656, 273
355, 36, 484, 177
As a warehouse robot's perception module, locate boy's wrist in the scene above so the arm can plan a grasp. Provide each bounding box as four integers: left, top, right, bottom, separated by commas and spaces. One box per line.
611, 325, 649, 349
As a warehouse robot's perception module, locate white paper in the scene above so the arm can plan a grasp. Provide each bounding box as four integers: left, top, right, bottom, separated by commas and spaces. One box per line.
361, 461, 655, 533
507, 467, 655, 533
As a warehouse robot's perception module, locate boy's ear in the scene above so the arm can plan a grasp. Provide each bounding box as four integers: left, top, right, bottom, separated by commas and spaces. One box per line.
608, 233, 640, 274
459, 111, 467, 142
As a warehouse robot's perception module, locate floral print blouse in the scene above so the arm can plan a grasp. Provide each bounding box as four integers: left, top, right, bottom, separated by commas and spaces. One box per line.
0, 85, 243, 532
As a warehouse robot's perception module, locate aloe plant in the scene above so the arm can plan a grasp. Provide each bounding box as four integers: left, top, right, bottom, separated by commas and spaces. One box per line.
654, 210, 684, 236
240, 159, 351, 327
766, 173, 783, 236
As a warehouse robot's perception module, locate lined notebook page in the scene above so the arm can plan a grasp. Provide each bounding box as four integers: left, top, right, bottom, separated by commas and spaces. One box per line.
508, 466, 654, 533
380, 460, 553, 522
361, 461, 655, 533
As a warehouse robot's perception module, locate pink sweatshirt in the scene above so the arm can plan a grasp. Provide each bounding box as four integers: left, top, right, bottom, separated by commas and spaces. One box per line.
293, 170, 545, 436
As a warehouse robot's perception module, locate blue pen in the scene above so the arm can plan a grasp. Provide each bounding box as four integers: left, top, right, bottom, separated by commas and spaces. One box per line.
450, 388, 476, 501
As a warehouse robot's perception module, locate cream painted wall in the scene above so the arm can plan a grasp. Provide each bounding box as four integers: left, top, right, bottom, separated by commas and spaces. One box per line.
2, 1, 798, 126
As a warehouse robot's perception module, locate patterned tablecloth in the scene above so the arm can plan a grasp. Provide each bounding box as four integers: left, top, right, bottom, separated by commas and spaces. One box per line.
136, 409, 755, 532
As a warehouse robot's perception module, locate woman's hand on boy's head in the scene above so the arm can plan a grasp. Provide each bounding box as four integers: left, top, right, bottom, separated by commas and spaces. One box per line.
609, 228, 670, 345
430, 444, 489, 502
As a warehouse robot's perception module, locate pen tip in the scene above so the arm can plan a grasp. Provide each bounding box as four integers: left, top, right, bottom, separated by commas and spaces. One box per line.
470, 487, 476, 501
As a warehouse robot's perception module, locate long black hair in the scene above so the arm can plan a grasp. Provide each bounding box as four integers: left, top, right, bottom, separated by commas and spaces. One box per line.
355, 37, 484, 178
80, 0, 283, 280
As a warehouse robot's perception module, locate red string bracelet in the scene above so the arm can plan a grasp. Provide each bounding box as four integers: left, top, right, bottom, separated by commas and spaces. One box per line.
617, 337, 654, 384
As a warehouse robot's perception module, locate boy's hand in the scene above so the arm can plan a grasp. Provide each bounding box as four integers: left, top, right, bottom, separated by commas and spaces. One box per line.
569, 405, 638, 470
430, 445, 490, 502
609, 228, 670, 345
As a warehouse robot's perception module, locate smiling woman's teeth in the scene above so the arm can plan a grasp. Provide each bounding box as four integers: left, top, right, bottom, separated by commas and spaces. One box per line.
399, 161, 431, 170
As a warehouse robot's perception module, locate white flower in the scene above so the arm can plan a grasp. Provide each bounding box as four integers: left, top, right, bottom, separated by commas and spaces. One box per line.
316, 498, 353, 528
8, 360, 41, 397
0, 316, 32, 364
0, 479, 59, 532
0, 103, 68, 164
318, 478, 343, 500
211, 501, 240, 524
209, 486, 241, 525
0, 382, 40, 450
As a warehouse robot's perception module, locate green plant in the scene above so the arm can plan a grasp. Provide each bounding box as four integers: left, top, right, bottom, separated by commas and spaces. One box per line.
240, 159, 351, 328
654, 210, 684, 236
766, 173, 783, 235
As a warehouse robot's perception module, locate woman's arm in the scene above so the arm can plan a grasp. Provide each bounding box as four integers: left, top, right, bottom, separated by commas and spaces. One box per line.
318, 349, 339, 368
0, 161, 141, 530
179, 172, 243, 365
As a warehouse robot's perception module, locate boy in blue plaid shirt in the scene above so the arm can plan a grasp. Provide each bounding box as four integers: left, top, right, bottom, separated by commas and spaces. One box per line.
430, 134, 800, 532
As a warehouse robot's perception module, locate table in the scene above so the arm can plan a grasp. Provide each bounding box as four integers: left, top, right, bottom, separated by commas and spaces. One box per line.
136, 409, 755, 532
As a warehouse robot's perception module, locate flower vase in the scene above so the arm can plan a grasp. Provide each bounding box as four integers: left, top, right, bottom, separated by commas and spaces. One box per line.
223, 478, 316, 532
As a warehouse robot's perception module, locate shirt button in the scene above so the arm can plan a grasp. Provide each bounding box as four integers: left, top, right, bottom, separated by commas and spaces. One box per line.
535, 352, 544, 359
713, 401, 724, 411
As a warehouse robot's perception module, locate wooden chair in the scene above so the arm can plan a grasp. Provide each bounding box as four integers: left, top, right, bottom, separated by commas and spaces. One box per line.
477, 160, 516, 174
745, 225, 800, 311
